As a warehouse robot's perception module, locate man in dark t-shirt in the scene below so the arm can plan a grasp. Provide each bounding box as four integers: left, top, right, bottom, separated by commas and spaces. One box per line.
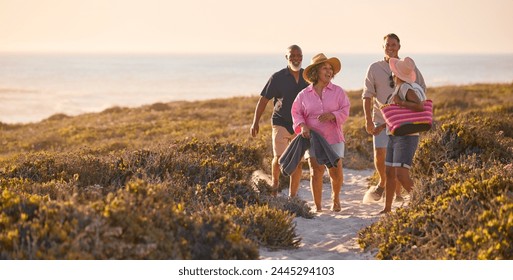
250, 45, 309, 197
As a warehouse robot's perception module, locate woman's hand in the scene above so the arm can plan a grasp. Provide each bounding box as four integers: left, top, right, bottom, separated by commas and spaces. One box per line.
392, 95, 404, 106
393, 90, 425, 111
300, 124, 311, 139
318, 112, 335, 122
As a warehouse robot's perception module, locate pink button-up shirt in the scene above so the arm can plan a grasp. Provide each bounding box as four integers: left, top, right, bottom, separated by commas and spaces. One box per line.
291, 82, 350, 144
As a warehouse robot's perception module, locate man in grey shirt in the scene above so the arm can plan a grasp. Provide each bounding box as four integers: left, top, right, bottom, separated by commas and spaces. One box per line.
362, 33, 426, 201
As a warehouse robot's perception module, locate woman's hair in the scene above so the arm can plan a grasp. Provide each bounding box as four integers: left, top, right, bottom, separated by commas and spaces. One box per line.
306, 62, 336, 84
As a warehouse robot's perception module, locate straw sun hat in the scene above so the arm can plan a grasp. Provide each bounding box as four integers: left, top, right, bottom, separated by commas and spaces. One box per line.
389, 57, 417, 84
303, 53, 341, 83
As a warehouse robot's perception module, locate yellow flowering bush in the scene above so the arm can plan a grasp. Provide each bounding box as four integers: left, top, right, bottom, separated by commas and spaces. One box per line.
358, 84, 513, 259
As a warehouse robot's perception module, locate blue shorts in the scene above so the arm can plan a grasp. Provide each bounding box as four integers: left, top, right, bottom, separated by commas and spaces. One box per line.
373, 122, 388, 149
385, 135, 419, 169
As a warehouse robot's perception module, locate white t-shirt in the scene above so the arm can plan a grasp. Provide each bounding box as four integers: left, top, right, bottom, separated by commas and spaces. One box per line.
387, 82, 427, 136
392, 82, 426, 103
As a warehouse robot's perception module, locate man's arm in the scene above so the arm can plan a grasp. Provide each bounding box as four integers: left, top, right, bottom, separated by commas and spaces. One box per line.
363, 97, 375, 135
250, 96, 270, 137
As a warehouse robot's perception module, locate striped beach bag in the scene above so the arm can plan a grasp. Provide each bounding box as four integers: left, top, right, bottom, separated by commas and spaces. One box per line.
380, 100, 433, 136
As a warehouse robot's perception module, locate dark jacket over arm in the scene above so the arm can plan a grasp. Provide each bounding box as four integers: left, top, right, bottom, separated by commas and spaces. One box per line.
309, 130, 340, 168
278, 130, 340, 176
278, 135, 309, 176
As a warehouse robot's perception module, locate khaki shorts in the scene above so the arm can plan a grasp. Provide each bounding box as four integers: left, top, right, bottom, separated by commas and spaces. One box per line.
272, 125, 296, 157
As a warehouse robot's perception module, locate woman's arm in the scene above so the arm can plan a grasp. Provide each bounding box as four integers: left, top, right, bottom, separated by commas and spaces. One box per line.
291, 92, 307, 134
330, 89, 351, 125
393, 89, 424, 111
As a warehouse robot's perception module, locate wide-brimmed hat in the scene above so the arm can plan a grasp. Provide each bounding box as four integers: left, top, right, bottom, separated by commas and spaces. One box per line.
389, 57, 416, 84
303, 53, 341, 83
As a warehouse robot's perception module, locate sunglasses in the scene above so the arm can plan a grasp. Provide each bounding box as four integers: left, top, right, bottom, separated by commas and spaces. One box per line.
389, 74, 395, 88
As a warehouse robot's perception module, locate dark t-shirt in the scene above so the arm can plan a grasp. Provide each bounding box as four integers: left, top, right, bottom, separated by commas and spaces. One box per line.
261, 67, 309, 134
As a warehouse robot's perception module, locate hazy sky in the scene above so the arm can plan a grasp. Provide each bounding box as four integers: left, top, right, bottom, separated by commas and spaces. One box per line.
1, 0, 512, 54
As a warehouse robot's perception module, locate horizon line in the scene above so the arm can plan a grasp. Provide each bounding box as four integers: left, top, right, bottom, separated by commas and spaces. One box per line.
1, 50, 513, 56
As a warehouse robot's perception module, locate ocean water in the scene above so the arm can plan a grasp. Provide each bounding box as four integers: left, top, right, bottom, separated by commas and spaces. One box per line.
1, 53, 512, 124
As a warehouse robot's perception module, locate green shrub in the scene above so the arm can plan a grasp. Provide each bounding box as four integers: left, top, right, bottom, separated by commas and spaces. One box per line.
0, 139, 303, 259
358, 97, 513, 259
265, 196, 315, 219
232, 204, 301, 249
0, 179, 260, 259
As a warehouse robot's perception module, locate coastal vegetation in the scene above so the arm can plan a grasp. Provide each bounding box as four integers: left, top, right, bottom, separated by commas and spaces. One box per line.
1, 83, 512, 259
358, 83, 513, 259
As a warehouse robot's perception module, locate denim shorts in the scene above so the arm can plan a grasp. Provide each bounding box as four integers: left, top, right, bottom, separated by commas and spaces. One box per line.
385, 135, 419, 169
373, 122, 388, 149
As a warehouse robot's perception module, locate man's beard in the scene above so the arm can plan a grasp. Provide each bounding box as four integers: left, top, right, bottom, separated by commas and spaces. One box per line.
289, 63, 301, 72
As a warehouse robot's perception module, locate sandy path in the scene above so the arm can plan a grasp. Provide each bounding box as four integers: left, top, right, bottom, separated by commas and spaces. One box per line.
259, 169, 384, 260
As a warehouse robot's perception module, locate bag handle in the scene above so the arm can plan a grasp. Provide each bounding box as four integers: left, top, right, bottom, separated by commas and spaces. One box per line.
385, 94, 393, 104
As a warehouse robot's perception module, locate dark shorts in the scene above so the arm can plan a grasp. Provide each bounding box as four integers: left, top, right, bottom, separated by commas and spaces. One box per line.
385, 135, 419, 169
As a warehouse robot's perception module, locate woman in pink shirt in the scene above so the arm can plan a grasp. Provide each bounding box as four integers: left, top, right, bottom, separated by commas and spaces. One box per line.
291, 53, 350, 212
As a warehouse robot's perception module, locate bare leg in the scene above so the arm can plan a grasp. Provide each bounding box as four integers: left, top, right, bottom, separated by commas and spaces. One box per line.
289, 162, 302, 197
395, 167, 413, 193
377, 147, 404, 198
395, 178, 403, 197
328, 162, 343, 211
308, 158, 325, 211
271, 156, 280, 196
382, 165, 396, 213
374, 148, 386, 188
